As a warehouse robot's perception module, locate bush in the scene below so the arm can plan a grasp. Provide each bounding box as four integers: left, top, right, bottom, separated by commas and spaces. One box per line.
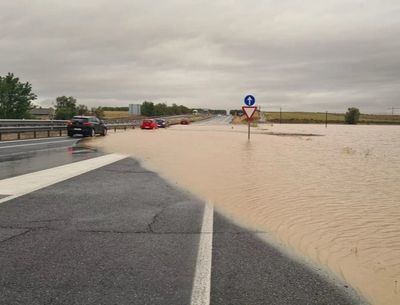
345, 107, 360, 124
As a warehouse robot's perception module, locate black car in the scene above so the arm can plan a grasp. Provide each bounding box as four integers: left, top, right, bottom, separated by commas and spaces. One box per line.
67, 116, 107, 137
155, 119, 169, 128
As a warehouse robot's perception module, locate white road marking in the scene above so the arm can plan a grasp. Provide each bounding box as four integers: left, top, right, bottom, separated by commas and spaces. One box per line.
0, 139, 76, 150
0, 153, 127, 204
190, 202, 214, 305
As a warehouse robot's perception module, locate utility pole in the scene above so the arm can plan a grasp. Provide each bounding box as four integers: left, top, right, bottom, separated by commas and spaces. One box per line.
325, 111, 328, 128
388, 107, 400, 117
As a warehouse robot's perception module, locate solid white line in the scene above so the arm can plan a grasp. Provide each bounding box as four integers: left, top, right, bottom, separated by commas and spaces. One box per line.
0, 139, 76, 150
0, 153, 127, 204
190, 203, 214, 305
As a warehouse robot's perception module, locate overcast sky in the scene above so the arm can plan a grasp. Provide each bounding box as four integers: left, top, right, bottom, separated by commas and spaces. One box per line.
1, 0, 399, 112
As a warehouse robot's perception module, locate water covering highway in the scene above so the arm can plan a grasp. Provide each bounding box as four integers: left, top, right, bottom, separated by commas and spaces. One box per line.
0, 137, 103, 179
0, 120, 365, 305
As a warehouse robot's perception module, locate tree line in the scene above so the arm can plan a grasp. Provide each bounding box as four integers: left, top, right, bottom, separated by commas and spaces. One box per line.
102, 106, 129, 111
53, 96, 105, 119
140, 101, 192, 116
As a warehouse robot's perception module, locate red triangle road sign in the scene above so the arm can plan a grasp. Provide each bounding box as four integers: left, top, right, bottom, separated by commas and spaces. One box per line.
242, 106, 257, 120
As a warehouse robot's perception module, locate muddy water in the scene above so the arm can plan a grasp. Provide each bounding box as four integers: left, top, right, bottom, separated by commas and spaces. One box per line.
90, 121, 400, 305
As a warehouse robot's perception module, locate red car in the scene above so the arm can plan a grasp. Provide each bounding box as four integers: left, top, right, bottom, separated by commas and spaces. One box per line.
180, 118, 190, 125
140, 119, 158, 129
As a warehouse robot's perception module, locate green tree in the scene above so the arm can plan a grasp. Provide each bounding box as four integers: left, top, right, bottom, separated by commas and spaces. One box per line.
170, 103, 181, 115
77, 104, 89, 115
179, 104, 191, 114
55, 96, 77, 119
91, 106, 104, 119
229, 109, 241, 115
154, 103, 168, 116
141, 101, 155, 116
0, 73, 37, 119
345, 107, 360, 124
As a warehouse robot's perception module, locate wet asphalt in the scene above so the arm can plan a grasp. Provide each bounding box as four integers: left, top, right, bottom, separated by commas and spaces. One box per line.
0, 132, 367, 305
0, 158, 203, 305
0, 137, 102, 179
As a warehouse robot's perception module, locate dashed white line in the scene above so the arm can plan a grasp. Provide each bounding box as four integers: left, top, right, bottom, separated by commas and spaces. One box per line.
190, 202, 214, 305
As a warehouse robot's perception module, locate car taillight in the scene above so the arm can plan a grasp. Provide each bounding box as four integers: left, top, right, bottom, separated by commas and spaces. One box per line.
83, 122, 92, 126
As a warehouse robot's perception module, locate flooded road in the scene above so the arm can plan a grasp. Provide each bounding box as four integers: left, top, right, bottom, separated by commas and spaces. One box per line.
0, 137, 103, 179
89, 119, 400, 305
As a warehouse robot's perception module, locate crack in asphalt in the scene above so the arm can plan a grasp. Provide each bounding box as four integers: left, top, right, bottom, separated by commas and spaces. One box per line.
147, 206, 168, 233
0, 229, 31, 244
0, 225, 265, 235
28, 218, 68, 223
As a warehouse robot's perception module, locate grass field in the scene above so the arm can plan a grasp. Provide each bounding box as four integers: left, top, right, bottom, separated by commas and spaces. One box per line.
103, 111, 132, 120
263, 112, 400, 124
104, 110, 400, 125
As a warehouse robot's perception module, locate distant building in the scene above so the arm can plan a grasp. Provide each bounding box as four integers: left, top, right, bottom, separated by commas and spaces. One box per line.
30, 107, 54, 120
129, 104, 141, 115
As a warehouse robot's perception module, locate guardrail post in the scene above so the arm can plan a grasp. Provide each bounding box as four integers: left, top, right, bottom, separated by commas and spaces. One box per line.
47, 130, 50, 137
18, 132, 21, 140
124, 126, 126, 131
59, 129, 62, 136
114, 127, 116, 132
0, 133, 2, 141
34, 131, 37, 138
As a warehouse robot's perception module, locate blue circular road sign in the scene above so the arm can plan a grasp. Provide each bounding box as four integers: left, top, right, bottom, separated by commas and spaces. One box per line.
244, 95, 256, 106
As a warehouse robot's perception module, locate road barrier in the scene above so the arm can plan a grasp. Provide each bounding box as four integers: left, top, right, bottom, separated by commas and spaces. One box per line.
0, 119, 67, 127
0, 115, 210, 141
0, 126, 66, 141
0, 122, 134, 141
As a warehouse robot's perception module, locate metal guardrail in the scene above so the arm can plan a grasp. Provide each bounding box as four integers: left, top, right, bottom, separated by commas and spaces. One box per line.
0, 123, 134, 141
0, 115, 208, 141
0, 114, 189, 127
0, 126, 66, 141
0, 119, 67, 127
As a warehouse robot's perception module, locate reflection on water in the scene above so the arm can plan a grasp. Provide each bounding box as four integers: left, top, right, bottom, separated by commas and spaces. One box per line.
90, 122, 400, 305
0, 145, 101, 179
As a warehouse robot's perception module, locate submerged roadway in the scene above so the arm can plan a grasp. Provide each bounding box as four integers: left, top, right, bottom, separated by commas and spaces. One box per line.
0, 120, 366, 305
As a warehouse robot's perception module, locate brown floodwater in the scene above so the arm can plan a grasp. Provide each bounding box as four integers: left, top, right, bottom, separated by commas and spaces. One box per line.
89, 119, 400, 305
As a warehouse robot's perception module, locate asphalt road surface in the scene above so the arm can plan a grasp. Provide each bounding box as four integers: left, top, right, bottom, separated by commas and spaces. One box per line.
0, 136, 366, 304
194, 115, 232, 125
0, 137, 103, 180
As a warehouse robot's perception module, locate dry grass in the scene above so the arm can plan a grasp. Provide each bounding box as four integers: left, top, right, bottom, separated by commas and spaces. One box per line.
103, 111, 133, 120
263, 112, 400, 124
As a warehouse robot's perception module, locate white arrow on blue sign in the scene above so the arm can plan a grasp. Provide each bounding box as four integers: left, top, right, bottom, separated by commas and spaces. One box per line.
244, 95, 256, 106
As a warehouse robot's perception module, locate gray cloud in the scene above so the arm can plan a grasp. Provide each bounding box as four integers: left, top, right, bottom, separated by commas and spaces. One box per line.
1, 0, 400, 112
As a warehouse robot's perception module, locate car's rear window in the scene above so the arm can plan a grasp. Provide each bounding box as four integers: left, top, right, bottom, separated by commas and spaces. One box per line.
143, 120, 152, 123
72, 117, 89, 123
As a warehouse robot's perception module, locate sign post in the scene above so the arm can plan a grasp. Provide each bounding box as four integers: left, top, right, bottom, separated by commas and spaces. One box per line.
243, 95, 257, 140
